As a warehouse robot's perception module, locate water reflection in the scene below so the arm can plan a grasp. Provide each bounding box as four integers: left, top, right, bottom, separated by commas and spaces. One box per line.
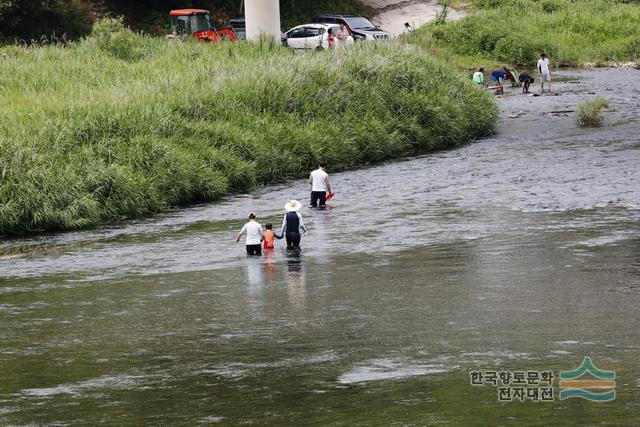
306, 208, 332, 265
242, 248, 307, 310
286, 251, 306, 309
262, 249, 277, 285
244, 257, 265, 312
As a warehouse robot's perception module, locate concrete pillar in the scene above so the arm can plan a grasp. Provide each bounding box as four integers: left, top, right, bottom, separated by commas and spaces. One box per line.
244, 0, 281, 42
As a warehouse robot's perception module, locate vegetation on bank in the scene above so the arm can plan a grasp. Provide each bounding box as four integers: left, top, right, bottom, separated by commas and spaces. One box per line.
409, 0, 640, 67
0, 20, 497, 235
577, 97, 610, 127
0, 0, 93, 43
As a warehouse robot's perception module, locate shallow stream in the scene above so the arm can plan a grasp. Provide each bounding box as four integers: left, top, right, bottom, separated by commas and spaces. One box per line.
1, 68, 639, 425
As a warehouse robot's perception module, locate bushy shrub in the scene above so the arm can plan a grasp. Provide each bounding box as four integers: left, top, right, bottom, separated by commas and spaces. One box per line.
408, 0, 640, 66
577, 97, 609, 127
626, 37, 640, 59
494, 37, 547, 64
474, 0, 501, 8
478, 31, 508, 53
541, 0, 561, 13
90, 17, 145, 61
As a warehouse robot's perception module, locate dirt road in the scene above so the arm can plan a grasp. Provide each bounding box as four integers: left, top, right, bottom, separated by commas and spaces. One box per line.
362, 0, 465, 37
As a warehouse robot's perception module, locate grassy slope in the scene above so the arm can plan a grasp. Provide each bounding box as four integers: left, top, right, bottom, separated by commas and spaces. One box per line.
0, 21, 497, 235
409, 0, 640, 68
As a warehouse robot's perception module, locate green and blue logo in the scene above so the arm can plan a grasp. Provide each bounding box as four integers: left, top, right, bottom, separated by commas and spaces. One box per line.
559, 357, 615, 402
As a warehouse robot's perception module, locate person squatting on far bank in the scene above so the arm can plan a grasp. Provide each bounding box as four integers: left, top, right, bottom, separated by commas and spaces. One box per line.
519, 73, 534, 93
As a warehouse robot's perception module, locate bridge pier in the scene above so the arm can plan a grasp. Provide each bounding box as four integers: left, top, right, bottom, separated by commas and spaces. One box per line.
244, 0, 281, 42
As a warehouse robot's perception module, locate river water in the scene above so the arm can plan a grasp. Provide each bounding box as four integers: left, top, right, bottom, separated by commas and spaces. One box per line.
1, 69, 639, 425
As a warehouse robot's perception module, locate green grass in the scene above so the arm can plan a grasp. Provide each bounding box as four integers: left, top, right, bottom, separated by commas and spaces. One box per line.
577, 97, 609, 127
408, 0, 640, 68
0, 20, 497, 235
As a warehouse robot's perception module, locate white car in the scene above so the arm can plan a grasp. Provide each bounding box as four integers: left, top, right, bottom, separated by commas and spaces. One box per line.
282, 23, 354, 50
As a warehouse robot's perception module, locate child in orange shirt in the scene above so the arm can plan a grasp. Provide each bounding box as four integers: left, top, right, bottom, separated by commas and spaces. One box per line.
262, 223, 276, 250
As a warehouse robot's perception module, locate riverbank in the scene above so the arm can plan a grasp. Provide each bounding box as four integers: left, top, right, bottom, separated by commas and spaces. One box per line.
0, 21, 497, 236
407, 0, 640, 68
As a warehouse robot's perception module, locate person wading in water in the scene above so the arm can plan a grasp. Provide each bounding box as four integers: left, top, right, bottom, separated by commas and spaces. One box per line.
235, 212, 264, 255
309, 163, 332, 209
279, 200, 307, 249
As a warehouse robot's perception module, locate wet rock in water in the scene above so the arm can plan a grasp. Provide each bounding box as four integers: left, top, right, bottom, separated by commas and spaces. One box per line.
545, 109, 575, 115
508, 111, 527, 118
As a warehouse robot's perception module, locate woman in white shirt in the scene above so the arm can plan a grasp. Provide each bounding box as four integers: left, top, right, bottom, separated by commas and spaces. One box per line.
235, 212, 264, 255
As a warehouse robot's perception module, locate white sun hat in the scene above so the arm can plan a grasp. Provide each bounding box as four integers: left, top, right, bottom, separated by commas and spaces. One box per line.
284, 199, 302, 212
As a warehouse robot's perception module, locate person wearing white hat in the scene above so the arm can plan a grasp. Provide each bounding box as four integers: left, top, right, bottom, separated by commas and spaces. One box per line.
279, 200, 307, 249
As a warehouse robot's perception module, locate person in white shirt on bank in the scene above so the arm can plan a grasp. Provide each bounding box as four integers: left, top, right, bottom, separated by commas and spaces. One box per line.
235, 212, 264, 256
309, 163, 332, 208
537, 52, 551, 94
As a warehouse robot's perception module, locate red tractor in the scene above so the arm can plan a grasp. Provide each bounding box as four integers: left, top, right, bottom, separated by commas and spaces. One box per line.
169, 9, 237, 43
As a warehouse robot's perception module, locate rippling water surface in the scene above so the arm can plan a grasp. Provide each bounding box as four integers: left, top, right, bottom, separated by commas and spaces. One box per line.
1, 69, 639, 425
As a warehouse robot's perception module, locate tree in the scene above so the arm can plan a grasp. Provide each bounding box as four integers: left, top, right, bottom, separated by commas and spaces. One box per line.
0, 0, 92, 43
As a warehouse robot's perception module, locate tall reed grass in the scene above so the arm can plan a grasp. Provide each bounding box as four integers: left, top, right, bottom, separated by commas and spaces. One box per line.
409, 0, 640, 67
577, 97, 609, 127
0, 20, 497, 235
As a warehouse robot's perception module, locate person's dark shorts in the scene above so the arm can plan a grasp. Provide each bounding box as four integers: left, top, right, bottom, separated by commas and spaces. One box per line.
310, 191, 326, 208
246, 244, 262, 255
285, 232, 301, 248
519, 75, 534, 83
